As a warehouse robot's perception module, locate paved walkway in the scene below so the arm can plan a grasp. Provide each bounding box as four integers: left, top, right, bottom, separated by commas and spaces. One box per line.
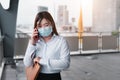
2, 53, 120, 80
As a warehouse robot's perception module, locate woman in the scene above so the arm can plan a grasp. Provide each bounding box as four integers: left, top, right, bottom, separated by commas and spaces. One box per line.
23, 11, 70, 80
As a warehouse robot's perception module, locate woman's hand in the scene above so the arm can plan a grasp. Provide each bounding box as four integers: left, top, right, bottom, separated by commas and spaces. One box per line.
33, 57, 41, 63
30, 28, 39, 45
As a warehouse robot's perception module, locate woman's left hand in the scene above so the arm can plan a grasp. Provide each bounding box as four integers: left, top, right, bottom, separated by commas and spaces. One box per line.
33, 57, 41, 63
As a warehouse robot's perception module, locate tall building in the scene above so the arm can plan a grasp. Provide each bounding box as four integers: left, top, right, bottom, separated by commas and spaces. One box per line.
92, 0, 120, 32
116, 0, 120, 31
57, 5, 69, 27
38, 6, 48, 12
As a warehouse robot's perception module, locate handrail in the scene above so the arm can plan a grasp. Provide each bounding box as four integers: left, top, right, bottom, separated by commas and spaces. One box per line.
14, 32, 120, 56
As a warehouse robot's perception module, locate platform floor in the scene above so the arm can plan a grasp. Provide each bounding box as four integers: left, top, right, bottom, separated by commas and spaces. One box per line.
2, 53, 120, 80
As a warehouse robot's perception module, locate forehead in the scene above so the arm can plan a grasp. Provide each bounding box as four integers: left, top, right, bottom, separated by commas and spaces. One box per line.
37, 18, 50, 25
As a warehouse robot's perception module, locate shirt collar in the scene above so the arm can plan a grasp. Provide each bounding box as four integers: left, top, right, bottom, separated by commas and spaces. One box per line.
37, 34, 57, 43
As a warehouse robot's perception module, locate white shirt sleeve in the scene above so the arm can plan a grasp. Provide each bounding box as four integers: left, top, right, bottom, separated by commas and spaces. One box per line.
23, 40, 36, 67
39, 38, 70, 71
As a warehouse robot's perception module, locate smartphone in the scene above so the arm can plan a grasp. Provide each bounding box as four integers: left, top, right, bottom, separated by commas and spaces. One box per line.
37, 29, 40, 37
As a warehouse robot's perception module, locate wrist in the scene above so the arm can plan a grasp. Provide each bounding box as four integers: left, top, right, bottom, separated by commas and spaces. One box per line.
30, 39, 36, 46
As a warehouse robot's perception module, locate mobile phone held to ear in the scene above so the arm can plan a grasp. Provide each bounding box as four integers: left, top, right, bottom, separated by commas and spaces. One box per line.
38, 32, 40, 37
37, 29, 40, 37
34, 28, 39, 38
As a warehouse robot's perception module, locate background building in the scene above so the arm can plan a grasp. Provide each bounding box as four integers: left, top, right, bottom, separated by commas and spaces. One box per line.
92, 0, 120, 32
57, 5, 69, 27
38, 6, 48, 12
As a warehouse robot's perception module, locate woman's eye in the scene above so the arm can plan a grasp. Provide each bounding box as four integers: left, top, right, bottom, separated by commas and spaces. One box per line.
37, 25, 41, 28
45, 25, 49, 27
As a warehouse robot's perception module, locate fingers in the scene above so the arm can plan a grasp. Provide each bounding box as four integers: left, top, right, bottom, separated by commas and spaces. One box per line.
33, 57, 40, 63
30, 28, 39, 45
33, 58, 37, 63
34, 28, 38, 33
31, 28, 39, 40
33, 28, 38, 37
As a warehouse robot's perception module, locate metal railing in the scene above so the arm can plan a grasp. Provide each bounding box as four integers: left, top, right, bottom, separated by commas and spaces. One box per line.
14, 33, 30, 58
14, 32, 120, 57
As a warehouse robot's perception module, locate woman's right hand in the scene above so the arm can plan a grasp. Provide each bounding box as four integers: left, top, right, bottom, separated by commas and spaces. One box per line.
30, 28, 39, 45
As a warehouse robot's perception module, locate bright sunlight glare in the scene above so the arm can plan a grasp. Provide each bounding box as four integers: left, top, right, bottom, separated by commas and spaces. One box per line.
17, 0, 93, 26
81, 0, 93, 26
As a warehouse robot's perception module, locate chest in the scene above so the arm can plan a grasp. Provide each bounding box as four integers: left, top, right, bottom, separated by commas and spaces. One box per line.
36, 41, 61, 59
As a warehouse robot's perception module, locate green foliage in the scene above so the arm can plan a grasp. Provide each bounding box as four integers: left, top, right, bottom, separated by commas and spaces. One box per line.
111, 31, 119, 36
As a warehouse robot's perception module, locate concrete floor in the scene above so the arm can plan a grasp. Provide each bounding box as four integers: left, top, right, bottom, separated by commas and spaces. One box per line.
2, 53, 120, 80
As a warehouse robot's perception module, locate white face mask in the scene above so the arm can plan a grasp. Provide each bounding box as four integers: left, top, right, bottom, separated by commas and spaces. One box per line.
38, 26, 53, 37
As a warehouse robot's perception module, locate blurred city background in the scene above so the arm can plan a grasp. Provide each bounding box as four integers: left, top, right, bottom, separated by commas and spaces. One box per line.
1, 0, 120, 80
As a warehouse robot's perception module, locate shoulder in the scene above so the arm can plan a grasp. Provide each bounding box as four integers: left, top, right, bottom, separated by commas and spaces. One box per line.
54, 35, 66, 40
54, 35, 68, 44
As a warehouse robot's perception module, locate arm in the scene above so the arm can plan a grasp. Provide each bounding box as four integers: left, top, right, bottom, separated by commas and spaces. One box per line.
23, 40, 36, 67
24, 28, 39, 67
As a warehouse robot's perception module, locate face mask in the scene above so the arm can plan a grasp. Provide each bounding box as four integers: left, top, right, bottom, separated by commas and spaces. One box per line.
38, 26, 53, 37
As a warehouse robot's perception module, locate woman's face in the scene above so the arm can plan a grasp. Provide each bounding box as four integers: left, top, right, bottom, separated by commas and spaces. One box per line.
37, 18, 53, 37
37, 18, 51, 29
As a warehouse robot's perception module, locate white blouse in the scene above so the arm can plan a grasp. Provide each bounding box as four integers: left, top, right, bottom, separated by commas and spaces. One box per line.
23, 35, 70, 73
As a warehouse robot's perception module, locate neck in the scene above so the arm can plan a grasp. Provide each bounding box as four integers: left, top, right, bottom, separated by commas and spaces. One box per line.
42, 35, 52, 42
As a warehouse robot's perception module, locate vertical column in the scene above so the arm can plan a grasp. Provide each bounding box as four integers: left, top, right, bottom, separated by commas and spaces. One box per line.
0, 0, 19, 58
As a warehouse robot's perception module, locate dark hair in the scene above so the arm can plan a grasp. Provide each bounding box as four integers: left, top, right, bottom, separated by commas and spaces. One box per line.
34, 11, 59, 35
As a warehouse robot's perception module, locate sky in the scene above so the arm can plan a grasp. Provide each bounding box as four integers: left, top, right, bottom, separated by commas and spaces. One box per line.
0, 0, 93, 27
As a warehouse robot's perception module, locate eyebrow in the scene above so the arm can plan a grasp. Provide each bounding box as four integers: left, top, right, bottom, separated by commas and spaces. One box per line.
37, 23, 49, 27
37, 19, 51, 26
44, 23, 49, 25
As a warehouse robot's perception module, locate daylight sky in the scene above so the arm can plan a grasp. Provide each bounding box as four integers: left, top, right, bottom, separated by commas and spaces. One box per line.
0, 0, 93, 27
